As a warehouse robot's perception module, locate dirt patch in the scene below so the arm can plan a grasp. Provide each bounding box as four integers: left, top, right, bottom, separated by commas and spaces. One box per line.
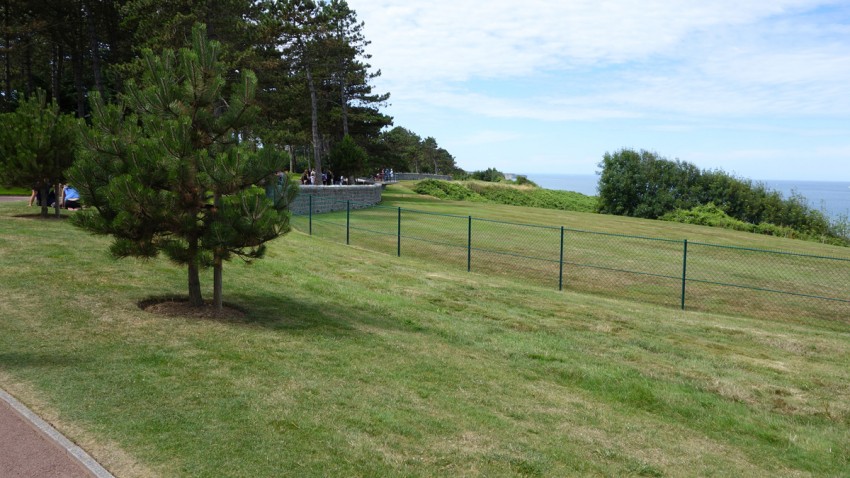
139, 297, 246, 320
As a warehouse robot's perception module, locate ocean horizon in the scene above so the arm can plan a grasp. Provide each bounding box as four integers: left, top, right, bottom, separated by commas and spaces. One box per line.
524, 173, 850, 221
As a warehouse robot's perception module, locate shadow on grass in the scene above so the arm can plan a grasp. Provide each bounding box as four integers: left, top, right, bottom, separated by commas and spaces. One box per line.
0, 352, 88, 369
12, 213, 70, 220
138, 290, 414, 338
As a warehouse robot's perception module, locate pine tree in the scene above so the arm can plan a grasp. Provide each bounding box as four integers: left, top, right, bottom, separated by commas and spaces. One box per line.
68, 24, 296, 310
0, 89, 78, 217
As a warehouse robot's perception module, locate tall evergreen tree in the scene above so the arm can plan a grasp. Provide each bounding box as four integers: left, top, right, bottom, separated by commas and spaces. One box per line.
260, 0, 390, 178
322, 0, 389, 138
68, 24, 296, 310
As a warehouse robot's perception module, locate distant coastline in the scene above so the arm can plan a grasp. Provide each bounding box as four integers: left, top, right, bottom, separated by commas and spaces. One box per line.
524, 173, 850, 220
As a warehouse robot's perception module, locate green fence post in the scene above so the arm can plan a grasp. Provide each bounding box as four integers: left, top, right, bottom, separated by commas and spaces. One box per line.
346, 200, 351, 245
467, 216, 472, 272
681, 239, 688, 310
308, 195, 313, 236
397, 207, 401, 257
559, 226, 565, 291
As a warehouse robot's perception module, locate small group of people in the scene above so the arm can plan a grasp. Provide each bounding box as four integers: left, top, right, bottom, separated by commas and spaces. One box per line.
374, 168, 394, 182
28, 183, 81, 210
300, 168, 348, 186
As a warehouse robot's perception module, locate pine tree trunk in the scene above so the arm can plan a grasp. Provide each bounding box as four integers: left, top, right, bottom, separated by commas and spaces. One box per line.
23, 33, 32, 96
71, 32, 85, 117
39, 185, 48, 218
341, 78, 349, 137
306, 63, 322, 180
51, 44, 61, 101
84, 0, 104, 97
187, 237, 203, 306
212, 192, 223, 312
53, 183, 61, 218
213, 257, 223, 312
3, 0, 10, 110
288, 145, 294, 172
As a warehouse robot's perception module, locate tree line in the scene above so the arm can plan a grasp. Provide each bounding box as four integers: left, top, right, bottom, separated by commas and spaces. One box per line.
0, 0, 457, 177
597, 148, 844, 243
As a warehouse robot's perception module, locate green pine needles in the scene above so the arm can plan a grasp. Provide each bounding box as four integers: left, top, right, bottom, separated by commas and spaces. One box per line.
0, 90, 79, 218
68, 24, 297, 310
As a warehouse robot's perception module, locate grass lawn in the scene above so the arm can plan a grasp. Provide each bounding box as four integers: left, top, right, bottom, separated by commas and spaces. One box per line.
0, 186, 29, 195
0, 199, 849, 477
298, 183, 850, 323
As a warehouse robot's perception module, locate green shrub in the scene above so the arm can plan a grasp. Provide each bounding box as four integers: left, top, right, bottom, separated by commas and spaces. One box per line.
413, 179, 485, 201
661, 203, 850, 246
509, 175, 538, 187
469, 168, 505, 182
598, 148, 839, 243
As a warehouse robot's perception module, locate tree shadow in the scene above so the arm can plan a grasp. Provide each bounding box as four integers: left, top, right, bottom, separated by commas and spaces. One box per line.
12, 213, 69, 220
0, 352, 87, 369
138, 290, 413, 338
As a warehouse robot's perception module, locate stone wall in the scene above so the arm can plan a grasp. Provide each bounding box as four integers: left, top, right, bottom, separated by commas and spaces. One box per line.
290, 184, 383, 215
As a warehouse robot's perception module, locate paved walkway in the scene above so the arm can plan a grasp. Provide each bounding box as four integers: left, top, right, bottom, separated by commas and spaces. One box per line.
0, 389, 113, 477
0, 195, 28, 203
1, 196, 113, 476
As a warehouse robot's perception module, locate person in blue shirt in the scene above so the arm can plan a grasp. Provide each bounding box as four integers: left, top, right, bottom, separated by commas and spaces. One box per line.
62, 184, 81, 210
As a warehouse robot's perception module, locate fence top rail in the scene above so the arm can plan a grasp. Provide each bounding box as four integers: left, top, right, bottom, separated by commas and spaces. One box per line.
397, 207, 471, 220
562, 227, 685, 244
688, 241, 850, 262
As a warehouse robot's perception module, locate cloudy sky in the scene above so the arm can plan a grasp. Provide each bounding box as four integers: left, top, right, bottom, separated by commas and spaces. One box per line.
351, 0, 850, 181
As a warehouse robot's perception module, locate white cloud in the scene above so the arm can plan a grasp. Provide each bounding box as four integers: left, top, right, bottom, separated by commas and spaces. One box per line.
355, 0, 831, 81
354, 0, 850, 119
349, 1, 850, 180
395, 88, 640, 121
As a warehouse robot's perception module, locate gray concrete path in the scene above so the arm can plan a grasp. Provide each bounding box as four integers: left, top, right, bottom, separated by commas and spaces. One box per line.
0, 195, 28, 202
0, 389, 114, 478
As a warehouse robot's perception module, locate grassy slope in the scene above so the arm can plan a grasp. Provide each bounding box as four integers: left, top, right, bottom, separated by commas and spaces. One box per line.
387, 181, 850, 255
413, 179, 599, 213
0, 199, 849, 477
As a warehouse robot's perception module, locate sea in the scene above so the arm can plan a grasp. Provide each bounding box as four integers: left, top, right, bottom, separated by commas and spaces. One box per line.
524, 173, 850, 221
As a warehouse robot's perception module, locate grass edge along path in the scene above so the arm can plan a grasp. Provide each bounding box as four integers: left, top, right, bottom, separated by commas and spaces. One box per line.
0, 201, 848, 477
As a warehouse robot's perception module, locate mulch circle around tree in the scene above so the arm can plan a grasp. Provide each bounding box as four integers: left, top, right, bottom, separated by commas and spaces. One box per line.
139, 297, 246, 320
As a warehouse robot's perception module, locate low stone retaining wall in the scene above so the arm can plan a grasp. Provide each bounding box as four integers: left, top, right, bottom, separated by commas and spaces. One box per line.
290, 184, 383, 215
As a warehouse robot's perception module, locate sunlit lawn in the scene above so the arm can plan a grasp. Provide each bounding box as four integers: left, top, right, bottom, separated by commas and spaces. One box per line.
298, 183, 850, 323
0, 198, 848, 477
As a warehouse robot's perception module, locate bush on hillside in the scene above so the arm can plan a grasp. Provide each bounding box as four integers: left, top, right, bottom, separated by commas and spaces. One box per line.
468, 168, 505, 182
659, 203, 753, 231
598, 148, 840, 243
413, 179, 485, 201
509, 175, 538, 187
661, 203, 850, 246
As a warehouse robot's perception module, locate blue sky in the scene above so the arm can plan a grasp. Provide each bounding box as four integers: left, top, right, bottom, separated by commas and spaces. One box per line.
352, 0, 850, 181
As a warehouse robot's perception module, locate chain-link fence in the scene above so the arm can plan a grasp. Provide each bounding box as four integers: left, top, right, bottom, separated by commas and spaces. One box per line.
291, 196, 850, 323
